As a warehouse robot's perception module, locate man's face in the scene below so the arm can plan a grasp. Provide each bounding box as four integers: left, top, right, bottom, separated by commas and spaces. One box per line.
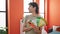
28, 5, 35, 13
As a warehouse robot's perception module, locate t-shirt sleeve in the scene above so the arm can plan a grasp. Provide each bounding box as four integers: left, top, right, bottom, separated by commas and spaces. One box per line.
21, 15, 32, 28
22, 16, 27, 23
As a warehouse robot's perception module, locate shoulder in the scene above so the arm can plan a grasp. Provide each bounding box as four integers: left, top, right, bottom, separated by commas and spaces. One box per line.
23, 15, 31, 20
25, 15, 30, 18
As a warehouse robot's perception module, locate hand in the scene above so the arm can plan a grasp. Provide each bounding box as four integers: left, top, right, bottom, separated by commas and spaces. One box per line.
23, 27, 32, 32
33, 27, 42, 34
23, 20, 32, 32
33, 27, 39, 32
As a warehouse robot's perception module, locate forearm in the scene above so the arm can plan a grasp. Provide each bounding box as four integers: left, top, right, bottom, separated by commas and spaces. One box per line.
23, 27, 32, 32
38, 27, 42, 34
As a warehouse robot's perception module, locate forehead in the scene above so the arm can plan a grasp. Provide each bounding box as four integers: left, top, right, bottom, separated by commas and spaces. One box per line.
29, 5, 33, 7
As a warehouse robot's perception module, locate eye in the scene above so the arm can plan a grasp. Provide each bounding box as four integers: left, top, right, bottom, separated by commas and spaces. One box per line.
29, 5, 31, 7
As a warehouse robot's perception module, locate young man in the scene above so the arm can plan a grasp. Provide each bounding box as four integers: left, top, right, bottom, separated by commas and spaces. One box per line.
22, 2, 47, 34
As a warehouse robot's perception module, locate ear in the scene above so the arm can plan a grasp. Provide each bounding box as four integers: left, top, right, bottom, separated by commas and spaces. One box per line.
34, 7, 36, 10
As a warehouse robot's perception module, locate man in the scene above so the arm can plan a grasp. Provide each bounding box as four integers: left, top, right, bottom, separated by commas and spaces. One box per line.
22, 2, 47, 34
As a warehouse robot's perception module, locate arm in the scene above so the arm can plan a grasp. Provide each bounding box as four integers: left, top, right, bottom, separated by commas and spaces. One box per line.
23, 23, 32, 32
22, 16, 32, 32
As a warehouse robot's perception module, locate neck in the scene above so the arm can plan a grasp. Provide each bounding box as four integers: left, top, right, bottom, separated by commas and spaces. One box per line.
32, 11, 39, 16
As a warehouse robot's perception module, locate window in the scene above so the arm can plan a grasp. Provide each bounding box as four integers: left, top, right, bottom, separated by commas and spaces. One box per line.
0, 0, 6, 11
0, 12, 6, 27
0, 0, 7, 33
39, 0, 44, 18
24, 0, 33, 17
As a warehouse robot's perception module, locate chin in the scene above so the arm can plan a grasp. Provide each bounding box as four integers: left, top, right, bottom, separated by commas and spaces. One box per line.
29, 11, 32, 13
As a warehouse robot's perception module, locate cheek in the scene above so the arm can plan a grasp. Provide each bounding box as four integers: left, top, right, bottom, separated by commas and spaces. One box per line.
29, 7, 31, 10
30, 7, 33, 11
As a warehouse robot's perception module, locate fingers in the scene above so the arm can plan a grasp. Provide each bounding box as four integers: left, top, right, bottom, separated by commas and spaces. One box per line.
23, 27, 31, 32
26, 20, 30, 22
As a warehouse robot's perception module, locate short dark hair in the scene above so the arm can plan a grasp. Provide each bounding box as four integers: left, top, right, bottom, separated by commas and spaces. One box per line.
29, 2, 39, 14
